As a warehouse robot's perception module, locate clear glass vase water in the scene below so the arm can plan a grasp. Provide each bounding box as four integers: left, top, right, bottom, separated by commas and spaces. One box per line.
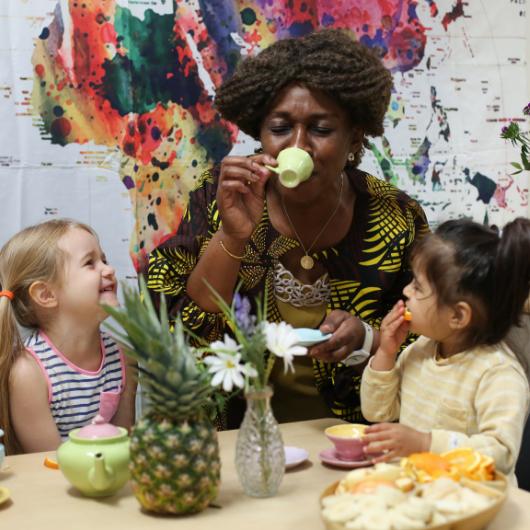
235, 386, 285, 497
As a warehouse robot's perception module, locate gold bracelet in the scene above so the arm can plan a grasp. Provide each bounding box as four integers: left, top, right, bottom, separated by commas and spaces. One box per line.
219, 239, 246, 261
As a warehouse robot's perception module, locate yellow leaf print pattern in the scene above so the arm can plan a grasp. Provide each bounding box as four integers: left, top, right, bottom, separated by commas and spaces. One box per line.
359, 177, 411, 272
330, 280, 381, 320
148, 247, 197, 295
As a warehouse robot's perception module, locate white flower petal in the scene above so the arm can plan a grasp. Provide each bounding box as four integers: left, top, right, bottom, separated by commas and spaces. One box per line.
222, 373, 234, 392
211, 370, 226, 388
204, 356, 222, 367
290, 345, 308, 356
231, 369, 245, 389
242, 363, 258, 378
209, 335, 241, 356
283, 357, 295, 374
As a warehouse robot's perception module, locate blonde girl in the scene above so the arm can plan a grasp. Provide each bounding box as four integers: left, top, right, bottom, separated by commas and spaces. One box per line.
360, 218, 530, 479
0, 219, 135, 454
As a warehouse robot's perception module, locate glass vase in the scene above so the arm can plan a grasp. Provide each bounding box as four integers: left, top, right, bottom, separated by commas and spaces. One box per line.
235, 386, 285, 497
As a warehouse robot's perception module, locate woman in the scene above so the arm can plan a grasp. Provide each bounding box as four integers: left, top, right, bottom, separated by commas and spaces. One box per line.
148, 29, 429, 427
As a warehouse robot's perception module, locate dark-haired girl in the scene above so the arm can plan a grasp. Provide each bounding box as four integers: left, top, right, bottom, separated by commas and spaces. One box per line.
361, 218, 530, 480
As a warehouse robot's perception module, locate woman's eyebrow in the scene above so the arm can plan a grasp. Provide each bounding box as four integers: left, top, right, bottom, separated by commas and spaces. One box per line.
267, 110, 338, 120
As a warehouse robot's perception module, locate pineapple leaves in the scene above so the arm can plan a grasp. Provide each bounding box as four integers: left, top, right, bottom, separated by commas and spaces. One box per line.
102, 277, 214, 418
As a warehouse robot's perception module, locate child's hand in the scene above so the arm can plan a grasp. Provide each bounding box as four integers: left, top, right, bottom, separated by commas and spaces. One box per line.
362, 423, 431, 463
377, 300, 410, 358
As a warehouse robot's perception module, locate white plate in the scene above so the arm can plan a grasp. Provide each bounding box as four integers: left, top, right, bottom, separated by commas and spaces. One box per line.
294, 328, 332, 347
285, 445, 309, 469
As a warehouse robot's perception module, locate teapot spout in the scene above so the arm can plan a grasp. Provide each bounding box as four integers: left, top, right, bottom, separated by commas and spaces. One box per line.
88, 453, 115, 492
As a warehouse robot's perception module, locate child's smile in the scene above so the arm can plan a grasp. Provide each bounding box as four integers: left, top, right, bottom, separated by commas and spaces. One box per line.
56, 227, 118, 321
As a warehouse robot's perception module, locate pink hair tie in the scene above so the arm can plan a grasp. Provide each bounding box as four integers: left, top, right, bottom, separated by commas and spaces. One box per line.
0, 290, 14, 300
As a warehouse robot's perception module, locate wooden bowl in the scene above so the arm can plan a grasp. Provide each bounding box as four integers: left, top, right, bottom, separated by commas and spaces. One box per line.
320, 473, 508, 530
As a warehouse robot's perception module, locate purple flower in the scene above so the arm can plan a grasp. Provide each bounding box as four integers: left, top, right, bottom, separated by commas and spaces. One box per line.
234, 293, 256, 335
523, 103, 530, 116
500, 121, 520, 140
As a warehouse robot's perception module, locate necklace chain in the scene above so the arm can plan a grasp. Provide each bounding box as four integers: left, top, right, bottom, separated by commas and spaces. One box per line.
280, 172, 344, 270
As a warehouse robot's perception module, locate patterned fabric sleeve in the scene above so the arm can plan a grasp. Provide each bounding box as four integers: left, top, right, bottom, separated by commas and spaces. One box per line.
147, 168, 227, 343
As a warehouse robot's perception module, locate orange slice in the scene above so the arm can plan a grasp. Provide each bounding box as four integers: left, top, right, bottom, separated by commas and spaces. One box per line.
441, 448, 495, 480
442, 447, 481, 473
473, 454, 495, 481
402, 452, 453, 482
43, 456, 59, 469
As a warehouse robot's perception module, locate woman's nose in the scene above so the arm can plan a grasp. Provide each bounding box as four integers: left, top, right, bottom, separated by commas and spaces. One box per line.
291, 126, 312, 155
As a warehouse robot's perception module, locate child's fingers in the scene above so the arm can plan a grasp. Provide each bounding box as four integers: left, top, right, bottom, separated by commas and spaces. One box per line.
381, 305, 401, 325
369, 450, 397, 464
363, 437, 394, 453
382, 308, 409, 331
364, 422, 392, 435
385, 317, 406, 334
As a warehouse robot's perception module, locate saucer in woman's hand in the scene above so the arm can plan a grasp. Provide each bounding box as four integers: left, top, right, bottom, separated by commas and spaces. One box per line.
285, 446, 309, 469
294, 328, 332, 347
319, 447, 373, 469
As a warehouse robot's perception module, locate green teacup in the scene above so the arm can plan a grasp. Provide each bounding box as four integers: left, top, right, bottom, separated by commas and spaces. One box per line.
267, 147, 314, 188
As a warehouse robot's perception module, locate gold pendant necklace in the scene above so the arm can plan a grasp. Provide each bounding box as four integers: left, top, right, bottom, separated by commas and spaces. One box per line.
280, 172, 344, 270
300, 255, 315, 270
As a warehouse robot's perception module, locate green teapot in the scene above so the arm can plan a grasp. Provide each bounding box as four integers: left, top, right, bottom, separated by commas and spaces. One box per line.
57, 414, 130, 497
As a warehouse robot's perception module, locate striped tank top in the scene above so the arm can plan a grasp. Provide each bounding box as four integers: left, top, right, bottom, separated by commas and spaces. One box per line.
25, 330, 125, 440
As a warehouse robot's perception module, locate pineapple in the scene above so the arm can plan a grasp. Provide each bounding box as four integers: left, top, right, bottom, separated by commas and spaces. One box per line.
104, 278, 220, 514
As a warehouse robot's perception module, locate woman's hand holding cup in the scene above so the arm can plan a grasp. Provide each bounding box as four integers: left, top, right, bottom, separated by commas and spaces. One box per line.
217, 153, 276, 241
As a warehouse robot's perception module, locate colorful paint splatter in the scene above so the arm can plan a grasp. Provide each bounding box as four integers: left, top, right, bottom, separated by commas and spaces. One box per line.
31, 0, 434, 270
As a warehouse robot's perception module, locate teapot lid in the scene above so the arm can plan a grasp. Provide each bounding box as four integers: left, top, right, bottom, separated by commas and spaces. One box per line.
76, 415, 121, 439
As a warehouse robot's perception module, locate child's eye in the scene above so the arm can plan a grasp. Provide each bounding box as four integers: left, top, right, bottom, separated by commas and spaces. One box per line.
84, 259, 94, 267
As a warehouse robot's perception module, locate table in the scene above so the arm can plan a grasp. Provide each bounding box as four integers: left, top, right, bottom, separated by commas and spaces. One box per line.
1, 418, 530, 529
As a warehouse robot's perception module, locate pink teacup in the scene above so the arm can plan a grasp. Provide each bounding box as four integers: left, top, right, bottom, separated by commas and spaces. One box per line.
324, 424, 367, 461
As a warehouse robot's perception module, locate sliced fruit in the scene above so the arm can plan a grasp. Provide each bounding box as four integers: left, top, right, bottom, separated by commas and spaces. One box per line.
43, 456, 59, 469
442, 447, 481, 474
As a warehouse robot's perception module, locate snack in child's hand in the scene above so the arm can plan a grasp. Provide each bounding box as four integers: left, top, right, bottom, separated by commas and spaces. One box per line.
403, 308, 412, 321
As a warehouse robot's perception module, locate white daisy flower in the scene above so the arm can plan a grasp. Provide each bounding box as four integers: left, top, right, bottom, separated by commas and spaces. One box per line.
209, 334, 241, 356
204, 350, 257, 392
264, 321, 307, 373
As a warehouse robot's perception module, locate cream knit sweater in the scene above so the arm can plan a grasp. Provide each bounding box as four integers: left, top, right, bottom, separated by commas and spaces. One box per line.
361, 336, 529, 477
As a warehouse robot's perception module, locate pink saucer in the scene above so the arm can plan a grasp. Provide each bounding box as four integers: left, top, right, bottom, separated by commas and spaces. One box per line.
318, 447, 373, 469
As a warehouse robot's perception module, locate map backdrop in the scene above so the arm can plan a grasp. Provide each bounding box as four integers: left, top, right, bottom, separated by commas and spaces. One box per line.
0, 0, 528, 284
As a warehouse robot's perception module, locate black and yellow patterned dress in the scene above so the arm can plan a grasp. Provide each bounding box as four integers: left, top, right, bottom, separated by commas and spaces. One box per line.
148, 165, 429, 425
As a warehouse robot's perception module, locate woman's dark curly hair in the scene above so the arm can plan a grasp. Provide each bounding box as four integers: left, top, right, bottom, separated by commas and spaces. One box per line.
215, 29, 393, 163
